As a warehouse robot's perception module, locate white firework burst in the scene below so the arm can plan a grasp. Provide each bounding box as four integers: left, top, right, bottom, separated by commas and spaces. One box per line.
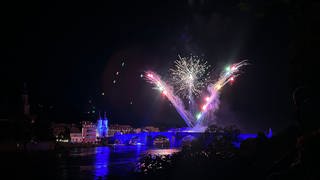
170, 55, 210, 98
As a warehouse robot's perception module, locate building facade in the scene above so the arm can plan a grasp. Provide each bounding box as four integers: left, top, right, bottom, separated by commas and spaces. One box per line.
143, 126, 160, 132
70, 133, 82, 143
108, 124, 133, 137
51, 123, 68, 139
81, 121, 97, 143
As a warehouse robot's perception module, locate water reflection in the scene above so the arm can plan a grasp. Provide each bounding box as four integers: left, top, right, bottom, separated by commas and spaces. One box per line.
94, 147, 110, 179
145, 148, 180, 155
59, 146, 180, 179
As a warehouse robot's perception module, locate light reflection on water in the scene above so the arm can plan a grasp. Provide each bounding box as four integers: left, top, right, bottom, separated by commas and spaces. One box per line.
94, 147, 110, 179
66, 146, 179, 179
145, 148, 180, 155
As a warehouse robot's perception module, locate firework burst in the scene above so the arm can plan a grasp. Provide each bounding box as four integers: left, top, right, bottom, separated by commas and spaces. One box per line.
170, 55, 210, 98
143, 55, 249, 130
144, 71, 196, 127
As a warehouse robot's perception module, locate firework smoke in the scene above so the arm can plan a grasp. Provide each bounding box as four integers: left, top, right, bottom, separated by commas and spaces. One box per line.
145, 71, 196, 127
144, 56, 248, 130
196, 60, 249, 126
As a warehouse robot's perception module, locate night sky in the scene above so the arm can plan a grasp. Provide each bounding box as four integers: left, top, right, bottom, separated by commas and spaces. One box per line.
2, 1, 298, 132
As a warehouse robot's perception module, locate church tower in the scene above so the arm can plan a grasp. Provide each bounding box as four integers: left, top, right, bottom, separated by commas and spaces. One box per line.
96, 111, 108, 138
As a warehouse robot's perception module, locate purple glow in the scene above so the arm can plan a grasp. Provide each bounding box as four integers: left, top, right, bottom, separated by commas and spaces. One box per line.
144, 60, 248, 130
94, 147, 110, 179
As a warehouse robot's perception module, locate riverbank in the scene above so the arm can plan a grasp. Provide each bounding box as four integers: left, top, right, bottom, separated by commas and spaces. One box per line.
0, 141, 55, 152
0, 141, 109, 152
55, 142, 100, 149
0, 141, 143, 153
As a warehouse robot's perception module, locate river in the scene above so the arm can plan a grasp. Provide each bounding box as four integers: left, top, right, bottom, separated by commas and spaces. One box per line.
2, 146, 180, 179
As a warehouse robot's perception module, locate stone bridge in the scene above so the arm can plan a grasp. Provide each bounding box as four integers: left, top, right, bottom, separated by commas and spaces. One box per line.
112, 132, 203, 147
111, 131, 261, 147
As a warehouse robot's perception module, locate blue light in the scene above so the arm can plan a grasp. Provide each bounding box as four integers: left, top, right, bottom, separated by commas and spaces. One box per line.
238, 134, 257, 141
113, 131, 261, 148
97, 116, 108, 138
267, 128, 272, 138
94, 147, 110, 179
232, 142, 241, 148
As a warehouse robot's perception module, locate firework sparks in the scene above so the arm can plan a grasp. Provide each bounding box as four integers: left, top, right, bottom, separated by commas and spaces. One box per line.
170, 55, 210, 98
196, 60, 249, 125
144, 71, 196, 127
143, 58, 249, 129
212, 60, 249, 92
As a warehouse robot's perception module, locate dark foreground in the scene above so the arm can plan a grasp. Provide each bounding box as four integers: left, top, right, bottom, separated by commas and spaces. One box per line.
2, 127, 320, 180
134, 126, 320, 180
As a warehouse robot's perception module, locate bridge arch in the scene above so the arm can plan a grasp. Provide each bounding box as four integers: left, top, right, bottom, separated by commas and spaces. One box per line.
180, 135, 197, 146
112, 131, 258, 147
128, 135, 145, 145
113, 133, 148, 145
151, 135, 170, 147
114, 138, 123, 144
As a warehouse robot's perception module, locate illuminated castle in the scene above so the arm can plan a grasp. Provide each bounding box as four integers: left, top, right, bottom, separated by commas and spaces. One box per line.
97, 112, 108, 138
